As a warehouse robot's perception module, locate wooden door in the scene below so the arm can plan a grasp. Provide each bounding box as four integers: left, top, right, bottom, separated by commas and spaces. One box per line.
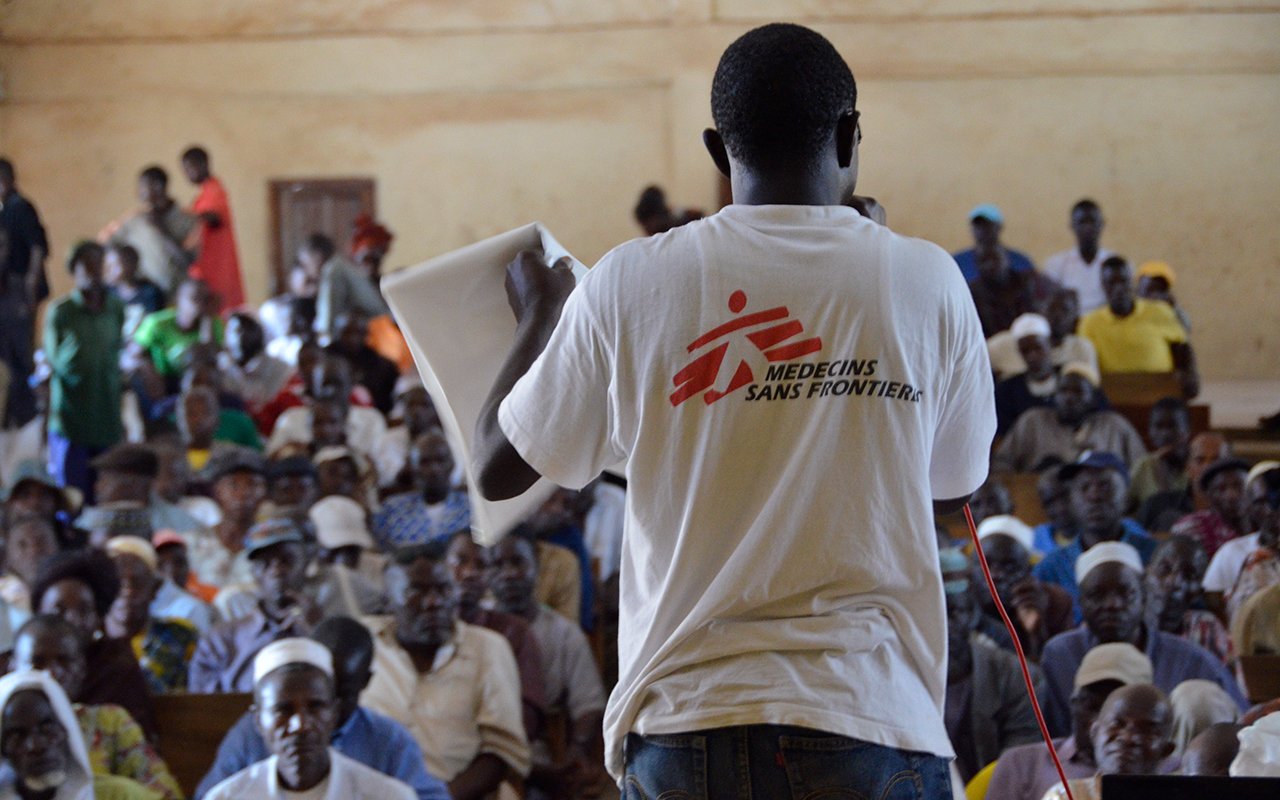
268, 177, 375, 294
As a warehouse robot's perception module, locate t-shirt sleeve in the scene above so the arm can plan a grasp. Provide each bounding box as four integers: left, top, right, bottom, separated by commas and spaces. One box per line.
1151, 302, 1188, 344
929, 278, 997, 500
499, 277, 622, 490
1202, 542, 1240, 593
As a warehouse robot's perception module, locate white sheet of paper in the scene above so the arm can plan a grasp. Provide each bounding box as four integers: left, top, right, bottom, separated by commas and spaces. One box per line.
380, 223, 588, 545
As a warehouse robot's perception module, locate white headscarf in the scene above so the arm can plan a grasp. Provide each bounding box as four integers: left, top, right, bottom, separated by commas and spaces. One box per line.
0, 670, 92, 800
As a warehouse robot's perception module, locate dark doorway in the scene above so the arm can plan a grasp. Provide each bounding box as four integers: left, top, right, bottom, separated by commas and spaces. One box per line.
268, 178, 375, 294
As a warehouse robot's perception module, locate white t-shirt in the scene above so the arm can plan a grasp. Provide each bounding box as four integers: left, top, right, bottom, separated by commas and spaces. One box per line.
1204, 532, 1260, 593
1041, 247, 1115, 313
499, 204, 996, 777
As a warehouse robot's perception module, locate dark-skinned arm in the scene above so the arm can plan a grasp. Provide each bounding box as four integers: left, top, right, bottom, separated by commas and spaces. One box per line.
933, 495, 973, 517
1171, 341, 1199, 399
446, 753, 508, 800
473, 250, 576, 500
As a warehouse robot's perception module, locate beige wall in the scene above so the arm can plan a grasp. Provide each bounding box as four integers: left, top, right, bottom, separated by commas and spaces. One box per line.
1, 1, 1277, 378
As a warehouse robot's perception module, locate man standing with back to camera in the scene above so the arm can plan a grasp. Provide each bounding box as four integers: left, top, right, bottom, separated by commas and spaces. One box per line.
474, 23, 995, 797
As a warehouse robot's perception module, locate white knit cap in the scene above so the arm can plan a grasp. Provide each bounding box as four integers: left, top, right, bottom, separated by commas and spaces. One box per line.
104, 535, 158, 571
1247, 460, 1280, 487
1075, 541, 1144, 585
976, 514, 1035, 553
308, 495, 375, 550
1009, 313, 1051, 341
252, 638, 334, 686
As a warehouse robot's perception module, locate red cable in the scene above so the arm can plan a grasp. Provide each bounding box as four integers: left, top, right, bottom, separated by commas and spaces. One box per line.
963, 504, 1075, 800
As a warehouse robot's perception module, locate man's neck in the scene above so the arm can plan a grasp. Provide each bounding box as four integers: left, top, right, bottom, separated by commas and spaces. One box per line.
398, 636, 448, 674
1109, 298, 1135, 318
278, 755, 329, 794
729, 162, 849, 207
215, 518, 248, 550
1078, 242, 1099, 263
1081, 523, 1124, 550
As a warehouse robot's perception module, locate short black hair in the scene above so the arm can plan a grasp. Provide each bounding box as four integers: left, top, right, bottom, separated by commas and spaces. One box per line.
65, 240, 104, 274
1150, 396, 1190, 423
15, 614, 82, 656
1072, 198, 1100, 215
1101, 255, 1129, 271
0, 158, 14, 184
107, 242, 140, 270
304, 233, 336, 260
181, 146, 209, 166
139, 165, 168, 186
710, 23, 856, 172
633, 186, 668, 222
311, 616, 373, 664
31, 549, 120, 619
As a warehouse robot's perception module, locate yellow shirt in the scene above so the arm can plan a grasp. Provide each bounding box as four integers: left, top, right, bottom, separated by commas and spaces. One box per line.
1079, 299, 1187, 373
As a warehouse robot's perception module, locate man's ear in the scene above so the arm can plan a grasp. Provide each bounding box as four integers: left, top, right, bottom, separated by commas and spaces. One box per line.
703, 129, 731, 178
836, 111, 859, 168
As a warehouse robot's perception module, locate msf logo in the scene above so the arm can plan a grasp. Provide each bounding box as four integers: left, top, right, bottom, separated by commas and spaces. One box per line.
669, 290, 823, 406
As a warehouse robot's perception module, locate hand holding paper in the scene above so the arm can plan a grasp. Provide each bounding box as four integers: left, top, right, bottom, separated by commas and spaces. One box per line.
505, 250, 576, 324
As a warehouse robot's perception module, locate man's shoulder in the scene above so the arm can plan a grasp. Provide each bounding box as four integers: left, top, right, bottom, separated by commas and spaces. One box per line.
332, 750, 417, 798
1041, 627, 1089, 659
205, 759, 270, 797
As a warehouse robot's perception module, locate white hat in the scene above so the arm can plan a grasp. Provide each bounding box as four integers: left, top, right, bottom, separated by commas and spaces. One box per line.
308, 495, 375, 550
252, 638, 334, 686
1009, 313, 1051, 341
1247, 460, 1280, 487
976, 514, 1035, 553
1074, 642, 1153, 689
1075, 541, 1144, 585
104, 535, 158, 571
1061, 360, 1101, 387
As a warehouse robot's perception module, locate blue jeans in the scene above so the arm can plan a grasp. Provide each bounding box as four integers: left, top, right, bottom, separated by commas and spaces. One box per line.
623, 725, 952, 800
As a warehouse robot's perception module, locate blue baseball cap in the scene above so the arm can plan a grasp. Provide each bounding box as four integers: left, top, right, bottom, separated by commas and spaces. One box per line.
1059, 451, 1129, 486
969, 204, 1004, 225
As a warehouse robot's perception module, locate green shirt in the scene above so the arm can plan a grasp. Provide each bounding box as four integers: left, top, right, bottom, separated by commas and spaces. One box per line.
44, 290, 125, 447
133, 308, 223, 378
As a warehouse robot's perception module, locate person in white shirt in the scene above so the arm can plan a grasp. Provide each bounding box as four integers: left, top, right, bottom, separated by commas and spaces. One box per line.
266, 355, 385, 463
204, 637, 415, 800
472, 23, 994, 796
1041, 200, 1115, 313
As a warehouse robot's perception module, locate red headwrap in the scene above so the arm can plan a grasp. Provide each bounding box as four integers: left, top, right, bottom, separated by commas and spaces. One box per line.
350, 213, 394, 256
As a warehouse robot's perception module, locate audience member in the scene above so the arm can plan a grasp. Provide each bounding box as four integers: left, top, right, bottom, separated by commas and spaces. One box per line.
993, 314, 1060, 435
1168, 679, 1239, 758
1181, 721, 1242, 776
305, 496, 386, 616
993, 364, 1146, 473
1079, 255, 1199, 397
12, 616, 182, 798
1170, 457, 1250, 558
986, 288, 1098, 380
952, 203, 1036, 282
1135, 431, 1231, 533
106, 243, 164, 339
216, 313, 294, 433
1145, 535, 1233, 668
1037, 541, 1245, 737
975, 515, 1074, 661
181, 146, 245, 312
1041, 198, 1113, 313
0, 159, 48, 428
325, 312, 398, 414
361, 543, 529, 799
153, 530, 217, 605
202, 637, 416, 799
522, 489, 595, 631
148, 436, 215, 534
372, 430, 470, 550
31, 549, 156, 737
941, 552, 1040, 782
444, 532, 547, 740
103, 537, 199, 693
1128, 397, 1192, 509
1204, 464, 1280, 607
185, 447, 266, 589
968, 245, 1056, 338
188, 519, 319, 693
984, 642, 1152, 800
0, 513, 58, 614
44, 242, 124, 502
300, 233, 388, 341
490, 532, 607, 798
967, 476, 1013, 527
632, 185, 702, 236
195, 617, 448, 799
1031, 461, 1075, 555
0, 669, 157, 800
259, 263, 317, 348
266, 355, 385, 461
373, 383, 441, 490
1033, 453, 1157, 601
1135, 260, 1192, 331
103, 166, 197, 295
144, 532, 214, 634
88, 443, 201, 543
130, 279, 222, 392
1223, 467, 1280, 623
262, 454, 318, 522
1041, 683, 1175, 800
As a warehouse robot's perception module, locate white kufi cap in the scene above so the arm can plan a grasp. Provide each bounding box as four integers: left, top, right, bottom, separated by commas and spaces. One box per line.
976, 514, 1035, 553
252, 638, 334, 686
1075, 541, 1144, 585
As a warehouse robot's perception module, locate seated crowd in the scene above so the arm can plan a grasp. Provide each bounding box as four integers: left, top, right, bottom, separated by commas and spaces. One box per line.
0, 152, 1273, 800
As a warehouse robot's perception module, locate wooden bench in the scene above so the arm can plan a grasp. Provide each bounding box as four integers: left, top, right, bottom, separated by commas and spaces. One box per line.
152, 692, 252, 797
1099, 372, 1210, 446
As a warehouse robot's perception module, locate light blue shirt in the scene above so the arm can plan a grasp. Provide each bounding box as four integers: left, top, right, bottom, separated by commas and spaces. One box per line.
150, 578, 215, 634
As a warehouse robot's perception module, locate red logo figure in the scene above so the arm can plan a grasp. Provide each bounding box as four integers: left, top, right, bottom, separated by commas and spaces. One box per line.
669, 290, 823, 406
